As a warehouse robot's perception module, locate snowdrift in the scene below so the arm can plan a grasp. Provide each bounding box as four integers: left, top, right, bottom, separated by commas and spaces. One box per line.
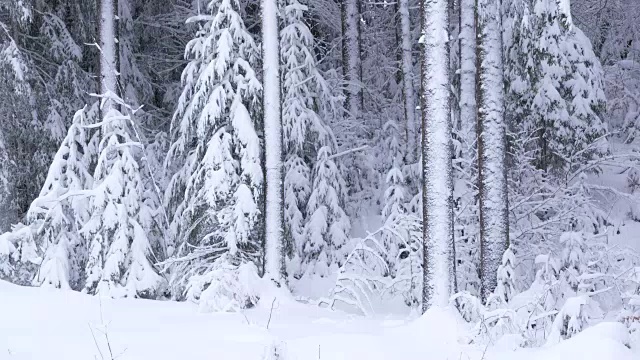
0, 280, 636, 360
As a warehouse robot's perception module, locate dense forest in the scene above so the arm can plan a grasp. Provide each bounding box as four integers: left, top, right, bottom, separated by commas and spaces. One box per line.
1, 0, 640, 355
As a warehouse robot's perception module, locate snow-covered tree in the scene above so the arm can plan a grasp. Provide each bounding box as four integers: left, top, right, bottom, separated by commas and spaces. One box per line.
164, 0, 264, 309
421, 0, 454, 311
280, 0, 337, 279
28, 108, 93, 290
82, 99, 166, 298
0, 9, 52, 227
506, 0, 608, 173
300, 147, 350, 278
118, 0, 153, 109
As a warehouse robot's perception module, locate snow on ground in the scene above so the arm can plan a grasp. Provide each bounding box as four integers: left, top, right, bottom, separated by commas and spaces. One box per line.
0, 280, 636, 360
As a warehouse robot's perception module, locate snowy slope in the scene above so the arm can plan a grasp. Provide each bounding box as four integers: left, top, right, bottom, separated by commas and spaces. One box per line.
0, 280, 635, 360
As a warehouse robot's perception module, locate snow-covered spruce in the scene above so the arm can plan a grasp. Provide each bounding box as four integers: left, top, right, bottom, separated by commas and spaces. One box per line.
82, 98, 166, 299
27, 108, 93, 290
163, 0, 264, 310
280, 0, 347, 281
505, 0, 607, 173
300, 147, 350, 278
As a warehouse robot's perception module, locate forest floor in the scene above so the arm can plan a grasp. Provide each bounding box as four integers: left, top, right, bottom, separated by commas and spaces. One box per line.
0, 279, 636, 360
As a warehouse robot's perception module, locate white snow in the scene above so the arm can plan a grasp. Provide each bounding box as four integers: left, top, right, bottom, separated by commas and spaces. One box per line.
0, 280, 636, 360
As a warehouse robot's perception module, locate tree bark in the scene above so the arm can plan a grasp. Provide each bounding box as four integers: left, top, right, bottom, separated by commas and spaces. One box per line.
399, 0, 418, 163
342, 0, 363, 121
262, 0, 285, 283
421, 0, 454, 312
476, 0, 509, 302
100, 0, 118, 109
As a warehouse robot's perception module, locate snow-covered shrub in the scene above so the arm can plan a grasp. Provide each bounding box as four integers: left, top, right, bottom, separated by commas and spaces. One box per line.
619, 267, 640, 333
451, 292, 519, 343
186, 259, 262, 312
0, 224, 39, 285
494, 247, 517, 304
548, 295, 602, 343
454, 230, 628, 347
320, 209, 421, 315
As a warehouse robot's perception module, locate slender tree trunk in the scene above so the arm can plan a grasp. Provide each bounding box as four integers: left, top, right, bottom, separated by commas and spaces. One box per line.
460, 0, 477, 159
476, 0, 509, 302
100, 0, 118, 108
344, 0, 362, 121
399, 0, 417, 163
262, 0, 284, 283
421, 0, 454, 312
341, 0, 350, 115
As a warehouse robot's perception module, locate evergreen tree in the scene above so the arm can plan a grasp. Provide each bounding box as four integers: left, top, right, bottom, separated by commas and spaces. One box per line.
506, 0, 607, 173
164, 0, 264, 308
28, 108, 93, 290
280, 0, 342, 279
301, 147, 350, 278
0, 9, 53, 226
82, 100, 166, 298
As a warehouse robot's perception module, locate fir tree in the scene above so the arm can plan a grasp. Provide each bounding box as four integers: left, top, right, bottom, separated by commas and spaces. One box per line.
82, 100, 166, 298
301, 147, 350, 278
28, 108, 93, 290
164, 0, 264, 308
507, 0, 608, 173
280, 0, 339, 279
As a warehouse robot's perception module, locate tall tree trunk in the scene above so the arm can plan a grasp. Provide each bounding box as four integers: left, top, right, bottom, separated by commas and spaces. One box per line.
262, 0, 284, 283
421, 0, 454, 312
399, 0, 417, 163
476, 0, 509, 302
100, 0, 118, 108
460, 0, 476, 160
343, 0, 362, 121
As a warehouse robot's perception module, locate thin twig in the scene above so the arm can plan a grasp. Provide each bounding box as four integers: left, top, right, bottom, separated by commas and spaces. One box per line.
266, 297, 277, 330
